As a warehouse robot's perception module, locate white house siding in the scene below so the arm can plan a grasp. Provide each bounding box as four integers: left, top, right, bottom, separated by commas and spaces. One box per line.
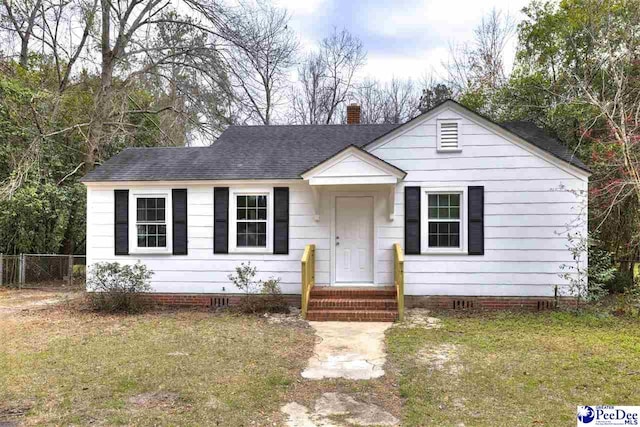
88, 182, 327, 294
368, 107, 588, 297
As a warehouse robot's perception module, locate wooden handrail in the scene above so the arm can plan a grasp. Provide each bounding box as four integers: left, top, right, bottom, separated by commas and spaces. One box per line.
393, 243, 405, 321
301, 244, 316, 319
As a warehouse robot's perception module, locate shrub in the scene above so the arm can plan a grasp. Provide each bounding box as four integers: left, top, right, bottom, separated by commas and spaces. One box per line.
87, 262, 153, 313
559, 232, 616, 305
228, 262, 288, 313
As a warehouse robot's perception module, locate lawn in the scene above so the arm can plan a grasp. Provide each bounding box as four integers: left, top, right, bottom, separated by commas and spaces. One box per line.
387, 310, 640, 426
0, 293, 315, 426
4, 290, 640, 427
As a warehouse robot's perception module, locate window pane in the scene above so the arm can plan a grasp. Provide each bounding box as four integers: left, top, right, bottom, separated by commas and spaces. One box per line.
428, 222, 437, 233
248, 196, 257, 207
247, 222, 257, 233
158, 236, 166, 247
137, 209, 146, 221
237, 223, 246, 234
428, 194, 438, 207
157, 209, 165, 221
450, 207, 460, 219
138, 235, 146, 247
247, 234, 257, 246
238, 209, 246, 220
148, 236, 157, 247
257, 208, 267, 220
258, 195, 267, 207
147, 198, 156, 209
157, 198, 165, 209
428, 221, 460, 248
438, 207, 449, 219
258, 234, 266, 246
158, 225, 166, 235
450, 194, 460, 206
238, 196, 247, 207
438, 194, 449, 207
428, 235, 438, 247
237, 234, 247, 247
248, 209, 257, 220
438, 234, 448, 247
450, 234, 460, 247
428, 207, 438, 219
257, 222, 266, 233
149, 225, 157, 235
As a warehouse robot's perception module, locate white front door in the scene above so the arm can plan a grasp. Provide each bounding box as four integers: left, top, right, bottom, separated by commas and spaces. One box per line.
335, 196, 374, 283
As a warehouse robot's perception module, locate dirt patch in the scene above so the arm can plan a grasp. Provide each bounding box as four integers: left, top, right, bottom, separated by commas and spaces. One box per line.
282, 392, 399, 427
128, 392, 180, 408
0, 289, 82, 318
418, 343, 462, 375
263, 308, 309, 328
401, 309, 442, 329
0, 401, 33, 425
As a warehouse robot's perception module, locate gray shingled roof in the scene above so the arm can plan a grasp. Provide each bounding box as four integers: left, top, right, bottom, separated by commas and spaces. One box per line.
499, 121, 588, 171
82, 115, 588, 183
81, 124, 401, 182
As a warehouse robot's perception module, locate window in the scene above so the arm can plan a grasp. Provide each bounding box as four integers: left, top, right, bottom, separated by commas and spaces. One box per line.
437, 119, 462, 151
236, 195, 267, 247
136, 197, 167, 248
427, 193, 461, 248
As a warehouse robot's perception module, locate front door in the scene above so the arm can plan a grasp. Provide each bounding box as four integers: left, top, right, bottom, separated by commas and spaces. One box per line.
335, 196, 374, 283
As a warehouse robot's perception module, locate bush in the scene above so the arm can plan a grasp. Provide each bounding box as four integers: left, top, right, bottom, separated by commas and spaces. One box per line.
228, 262, 288, 314
87, 262, 153, 313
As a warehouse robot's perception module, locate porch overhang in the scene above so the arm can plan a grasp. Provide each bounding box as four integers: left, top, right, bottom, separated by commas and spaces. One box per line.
300, 145, 407, 221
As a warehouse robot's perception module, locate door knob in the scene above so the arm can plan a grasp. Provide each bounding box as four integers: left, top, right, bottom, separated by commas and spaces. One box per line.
336, 242, 340, 246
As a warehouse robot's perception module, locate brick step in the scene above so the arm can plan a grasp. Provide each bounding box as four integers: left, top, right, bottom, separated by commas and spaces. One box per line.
308, 298, 398, 311
310, 286, 396, 300
307, 309, 398, 322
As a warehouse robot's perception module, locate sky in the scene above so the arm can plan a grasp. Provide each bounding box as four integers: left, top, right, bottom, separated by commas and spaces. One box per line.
274, 0, 531, 83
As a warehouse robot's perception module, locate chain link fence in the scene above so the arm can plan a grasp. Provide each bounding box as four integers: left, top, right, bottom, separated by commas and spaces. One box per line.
0, 254, 86, 288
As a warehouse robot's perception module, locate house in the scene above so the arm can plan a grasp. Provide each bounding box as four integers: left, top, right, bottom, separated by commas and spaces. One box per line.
81, 100, 589, 320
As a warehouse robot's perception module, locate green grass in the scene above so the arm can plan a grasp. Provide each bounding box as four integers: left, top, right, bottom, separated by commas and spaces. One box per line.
0, 306, 314, 426
387, 311, 640, 426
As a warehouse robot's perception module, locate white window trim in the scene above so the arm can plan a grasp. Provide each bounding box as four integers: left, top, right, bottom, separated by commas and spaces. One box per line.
129, 190, 172, 255
437, 118, 463, 152
228, 187, 274, 254
421, 187, 468, 254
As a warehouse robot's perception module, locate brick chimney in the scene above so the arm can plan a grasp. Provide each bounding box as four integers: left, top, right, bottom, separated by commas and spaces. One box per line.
347, 103, 361, 124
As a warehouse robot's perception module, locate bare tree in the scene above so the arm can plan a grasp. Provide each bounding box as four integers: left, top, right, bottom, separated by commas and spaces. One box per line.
445, 9, 515, 96
291, 53, 325, 124
354, 78, 385, 124
220, 1, 297, 125
1, 0, 43, 67
320, 27, 366, 124
419, 74, 453, 112
382, 78, 420, 124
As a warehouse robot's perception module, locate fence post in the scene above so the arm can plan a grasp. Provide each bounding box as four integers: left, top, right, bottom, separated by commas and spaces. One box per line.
0, 253, 3, 287
68, 255, 74, 286
19, 253, 25, 288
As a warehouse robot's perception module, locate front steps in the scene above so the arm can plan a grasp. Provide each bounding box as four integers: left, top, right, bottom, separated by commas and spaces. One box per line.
306, 286, 398, 322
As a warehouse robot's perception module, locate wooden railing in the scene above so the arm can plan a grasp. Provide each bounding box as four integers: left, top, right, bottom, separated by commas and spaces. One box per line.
301, 244, 316, 319
393, 243, 405, 321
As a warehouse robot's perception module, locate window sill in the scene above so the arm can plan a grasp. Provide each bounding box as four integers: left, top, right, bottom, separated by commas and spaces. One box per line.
130, 248, 172, 255
421, 249, 468, 255
436, 148, 462, 153
229, 248, 272, 254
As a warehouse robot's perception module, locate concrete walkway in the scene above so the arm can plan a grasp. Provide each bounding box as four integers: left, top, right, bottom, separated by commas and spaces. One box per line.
301, 321, 392, 380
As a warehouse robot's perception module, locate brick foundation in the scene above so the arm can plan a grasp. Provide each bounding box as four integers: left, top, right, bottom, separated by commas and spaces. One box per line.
405, 295, 577, 311
138, 293, 576, 312
141, 293, 301, 308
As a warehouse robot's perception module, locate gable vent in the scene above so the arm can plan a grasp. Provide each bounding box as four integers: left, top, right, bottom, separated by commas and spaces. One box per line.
440, 122, 459, 149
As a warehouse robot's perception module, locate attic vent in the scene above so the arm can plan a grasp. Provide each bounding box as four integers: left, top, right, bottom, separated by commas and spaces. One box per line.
452, 299, 473, 310
213, 297, 229, 308
438, 121, 460, 150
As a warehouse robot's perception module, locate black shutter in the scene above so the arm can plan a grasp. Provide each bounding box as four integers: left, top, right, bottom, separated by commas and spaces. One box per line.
273, 187, 289, 254
214, 187, 229, 254
404, 186, 421, 255
172, 189, 188, 255
114, 190, 129, 255
468, 186, 484, 255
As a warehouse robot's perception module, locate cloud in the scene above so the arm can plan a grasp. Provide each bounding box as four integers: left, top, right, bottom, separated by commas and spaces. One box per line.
283, 0, 530, 82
